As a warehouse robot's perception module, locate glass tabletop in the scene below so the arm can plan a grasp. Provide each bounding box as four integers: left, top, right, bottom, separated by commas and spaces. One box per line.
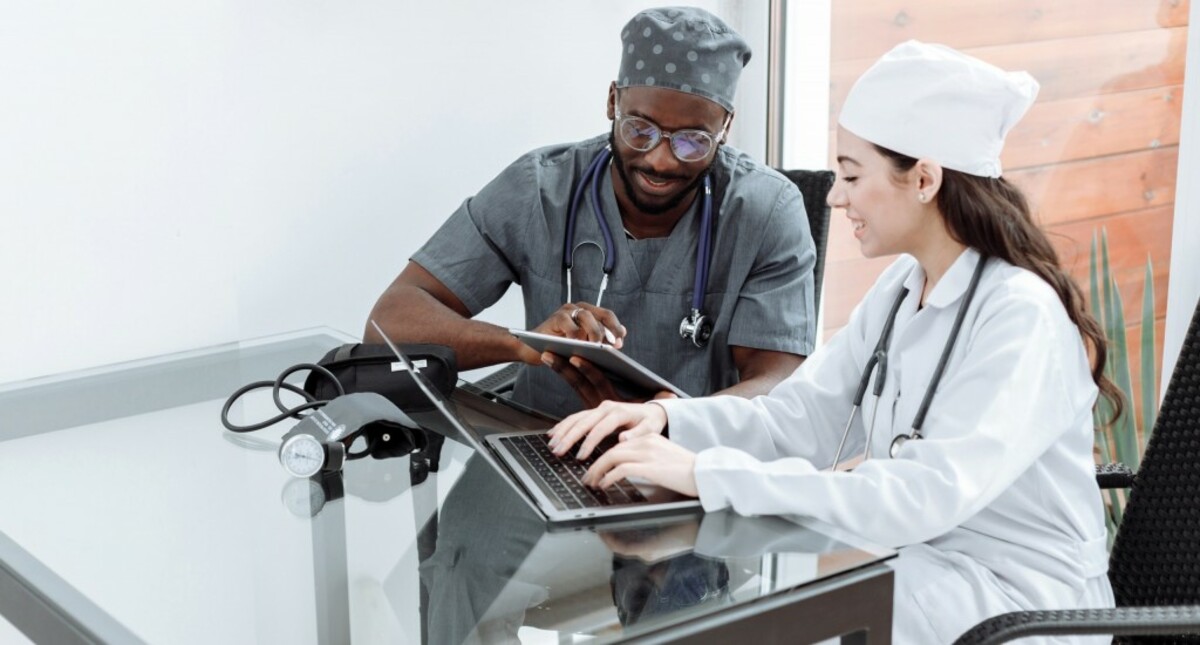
0, 329, 895, 645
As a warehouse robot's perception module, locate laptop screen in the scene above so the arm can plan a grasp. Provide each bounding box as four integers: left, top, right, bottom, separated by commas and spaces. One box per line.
368, 320, 499, 458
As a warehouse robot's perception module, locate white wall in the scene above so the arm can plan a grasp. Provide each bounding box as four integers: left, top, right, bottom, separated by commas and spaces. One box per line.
0, 1, 768, 384
1161, 0, 1200, 388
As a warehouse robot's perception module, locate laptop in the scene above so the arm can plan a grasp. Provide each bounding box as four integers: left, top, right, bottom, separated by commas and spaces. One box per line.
370, 320, 701, 524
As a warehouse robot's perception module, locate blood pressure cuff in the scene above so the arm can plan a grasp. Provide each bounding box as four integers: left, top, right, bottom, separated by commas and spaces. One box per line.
283, 391, 429, 461
303, 342, 458, 413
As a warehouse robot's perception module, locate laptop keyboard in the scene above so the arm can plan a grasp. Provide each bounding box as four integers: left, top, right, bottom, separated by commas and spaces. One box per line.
498, 433, 648, 509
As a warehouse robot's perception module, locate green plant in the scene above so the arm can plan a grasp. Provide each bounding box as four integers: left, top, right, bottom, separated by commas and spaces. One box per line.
1089, 228, 1157, 545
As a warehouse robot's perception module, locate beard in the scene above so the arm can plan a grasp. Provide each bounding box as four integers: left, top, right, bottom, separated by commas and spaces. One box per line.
608, 132, 715, 216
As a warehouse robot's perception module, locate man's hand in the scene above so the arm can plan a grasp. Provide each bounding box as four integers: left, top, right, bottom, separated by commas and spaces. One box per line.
540, 353, 675, 409
518, 303, 630, 407
531, 303, 626, 348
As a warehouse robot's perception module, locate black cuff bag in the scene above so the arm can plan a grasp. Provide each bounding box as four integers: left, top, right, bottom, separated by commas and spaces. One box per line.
303, 342, 458, 414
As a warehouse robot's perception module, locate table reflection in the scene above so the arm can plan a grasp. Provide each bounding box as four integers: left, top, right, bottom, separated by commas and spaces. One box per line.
407, 448, 883, 644
0, 332, 894, 645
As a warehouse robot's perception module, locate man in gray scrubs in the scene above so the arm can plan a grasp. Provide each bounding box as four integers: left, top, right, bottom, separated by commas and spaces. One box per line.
367, 7, 816, 418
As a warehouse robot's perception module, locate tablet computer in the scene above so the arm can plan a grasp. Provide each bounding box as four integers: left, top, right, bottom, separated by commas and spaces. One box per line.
510, 329, 690, 399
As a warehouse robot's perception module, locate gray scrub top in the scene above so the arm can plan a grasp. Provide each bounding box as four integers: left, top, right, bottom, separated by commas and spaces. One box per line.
413, 135, 816, 418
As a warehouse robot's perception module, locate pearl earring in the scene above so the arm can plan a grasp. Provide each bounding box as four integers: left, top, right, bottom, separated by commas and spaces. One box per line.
918, 191, 927, 202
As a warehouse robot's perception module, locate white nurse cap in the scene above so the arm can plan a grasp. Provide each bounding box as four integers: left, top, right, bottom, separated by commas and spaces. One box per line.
838, 40, 1039, 178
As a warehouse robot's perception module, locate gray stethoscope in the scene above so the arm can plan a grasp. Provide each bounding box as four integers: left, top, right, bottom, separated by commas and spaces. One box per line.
563, 146, 717, 347
830, 256, 988, 468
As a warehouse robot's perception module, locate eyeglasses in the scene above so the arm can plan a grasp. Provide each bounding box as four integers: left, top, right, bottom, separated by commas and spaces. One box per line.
614, 104, 728, 163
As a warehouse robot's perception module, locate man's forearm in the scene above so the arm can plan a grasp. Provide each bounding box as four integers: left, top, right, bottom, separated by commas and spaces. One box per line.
712, 372, 784, 399
715, 348, 805, 399
365, 286, 527, 370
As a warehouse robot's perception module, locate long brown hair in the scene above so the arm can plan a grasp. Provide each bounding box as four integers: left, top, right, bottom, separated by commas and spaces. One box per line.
875, 145, 1124, 423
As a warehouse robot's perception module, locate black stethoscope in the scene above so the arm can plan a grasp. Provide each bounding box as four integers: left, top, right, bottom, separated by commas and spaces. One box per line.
830, 256, 989, 468
563, 146, 717, 348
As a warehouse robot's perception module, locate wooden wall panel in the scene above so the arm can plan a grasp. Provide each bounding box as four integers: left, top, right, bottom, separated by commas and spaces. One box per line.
821, 206, 1173, 332
822, 145, 1178, 269
1049, 204, 1174, 323
1002, 85, 1183, 170
823, 256, 897, 329
829, 28, 1187, 121
825, 83, 1182, 203
1007, 146, 1178, 225
832, 0, 1189, 62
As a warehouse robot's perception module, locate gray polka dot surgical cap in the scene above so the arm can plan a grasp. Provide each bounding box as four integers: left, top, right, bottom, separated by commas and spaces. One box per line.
617, 6, 751, 112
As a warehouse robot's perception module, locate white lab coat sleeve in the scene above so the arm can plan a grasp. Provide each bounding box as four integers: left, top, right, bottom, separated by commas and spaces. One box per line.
655, 300, 874, 464
681, 288, 1094, 548
654, 258, 911, 465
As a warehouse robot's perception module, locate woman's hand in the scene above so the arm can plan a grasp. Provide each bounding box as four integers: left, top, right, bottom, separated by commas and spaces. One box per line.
547, 400, 668, 460
582, 434, 698, 497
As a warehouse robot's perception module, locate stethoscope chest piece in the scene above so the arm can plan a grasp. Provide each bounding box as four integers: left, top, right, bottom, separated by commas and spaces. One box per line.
888, 432, 919, 459
679, 308, 713, 348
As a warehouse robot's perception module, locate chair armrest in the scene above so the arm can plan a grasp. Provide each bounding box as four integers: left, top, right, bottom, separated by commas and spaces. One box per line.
953, 605, 1200, 645
1096, 462, 1135, 489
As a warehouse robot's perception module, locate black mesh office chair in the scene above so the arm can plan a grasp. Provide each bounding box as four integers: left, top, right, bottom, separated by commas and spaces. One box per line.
776, 169, 833, 318
470, 169, 835, 399
954, 297, 1200, 644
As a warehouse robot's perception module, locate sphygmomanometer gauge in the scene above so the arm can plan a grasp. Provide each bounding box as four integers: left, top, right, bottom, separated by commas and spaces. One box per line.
278, 433, 344, 478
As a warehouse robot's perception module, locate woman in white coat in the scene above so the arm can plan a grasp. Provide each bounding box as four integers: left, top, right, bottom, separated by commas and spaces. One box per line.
546, 41, 1121, 643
